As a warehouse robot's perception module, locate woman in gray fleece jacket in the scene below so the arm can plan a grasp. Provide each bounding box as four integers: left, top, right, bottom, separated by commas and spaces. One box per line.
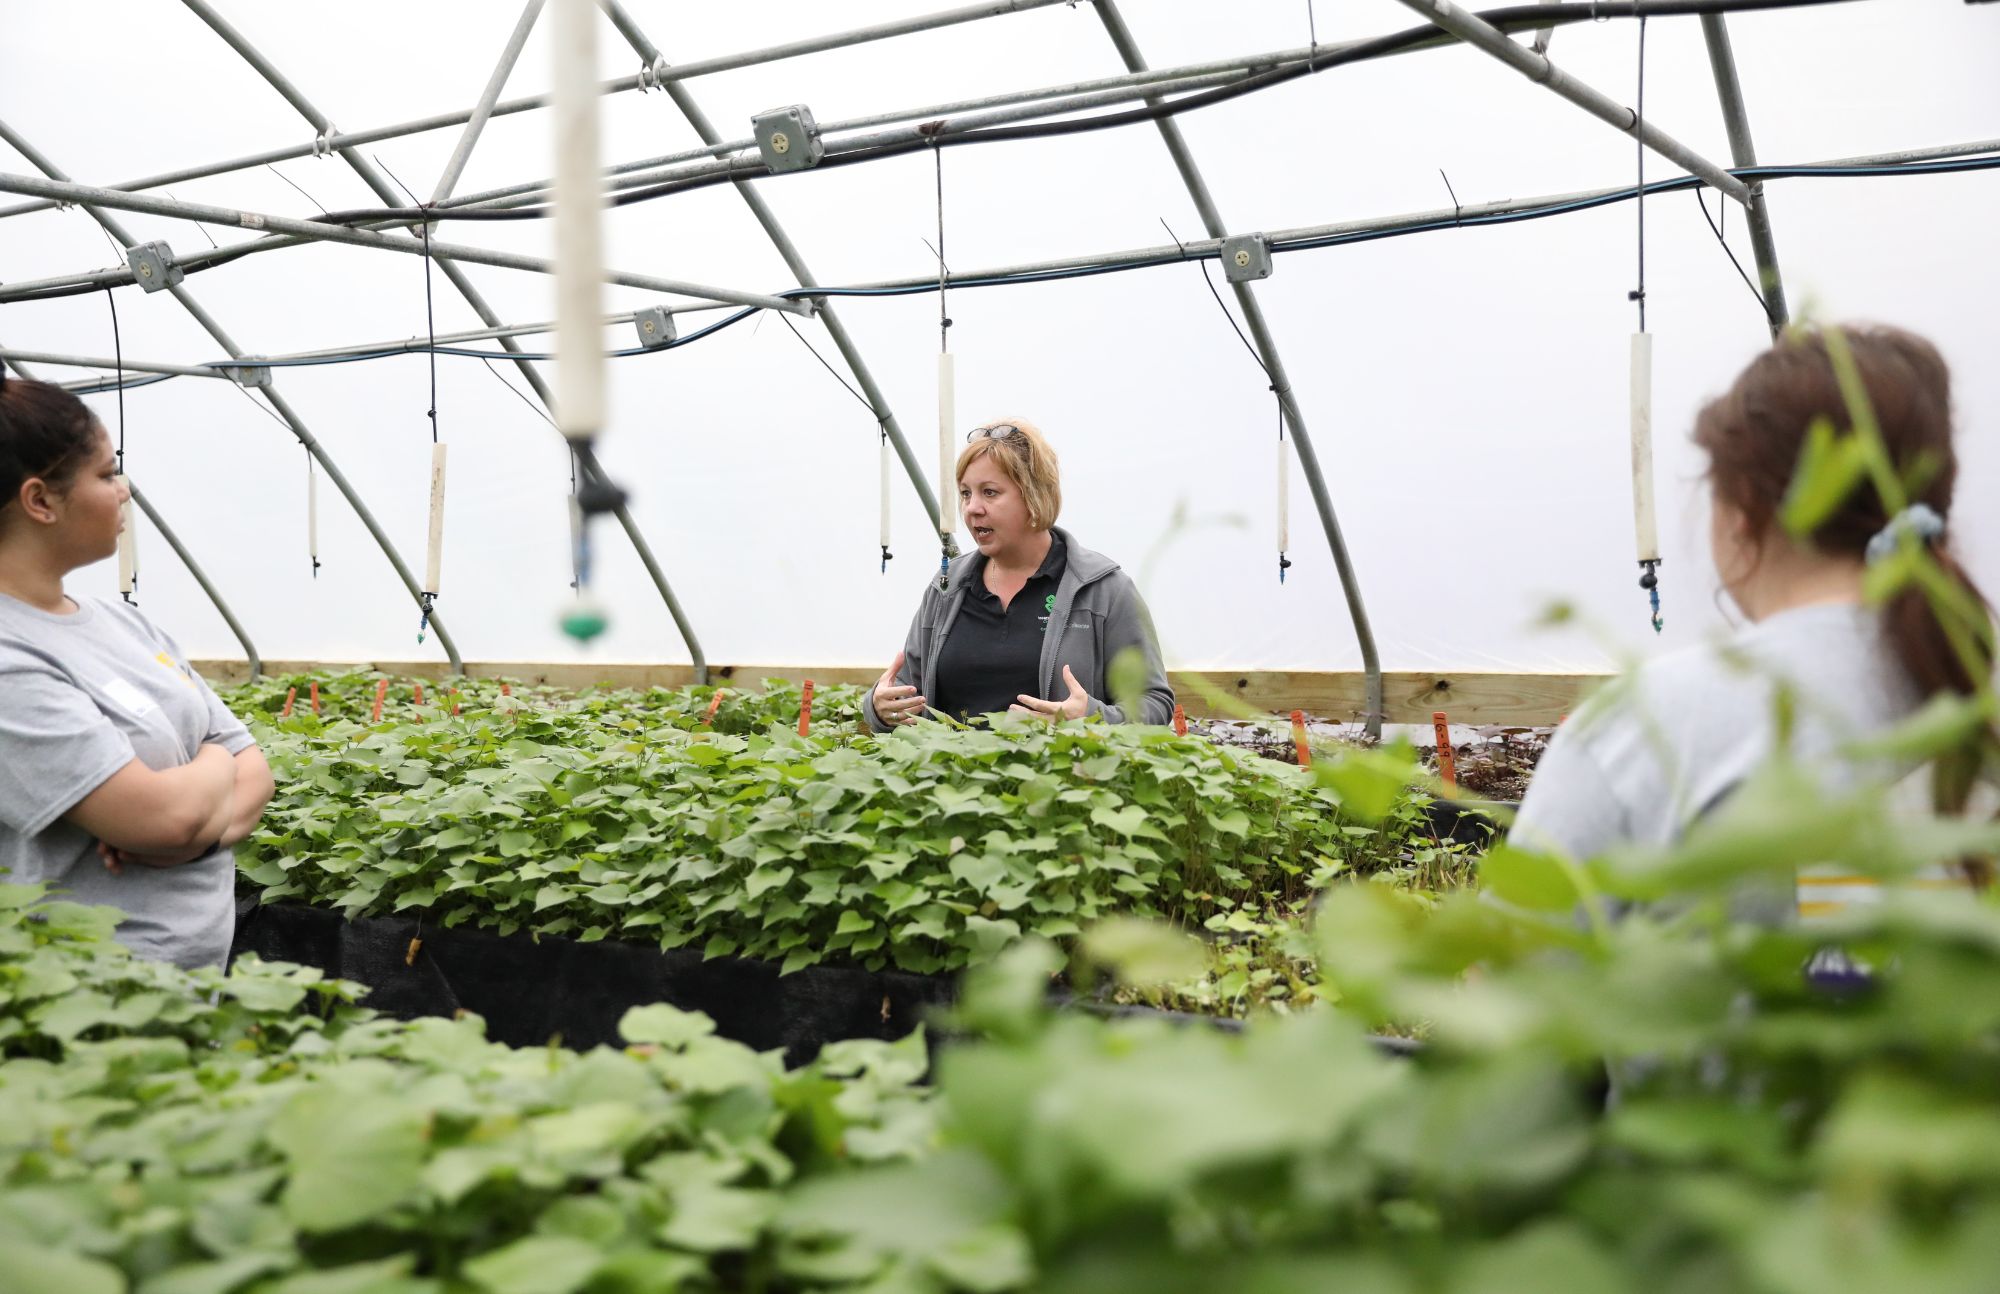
865, 418, 1174, 732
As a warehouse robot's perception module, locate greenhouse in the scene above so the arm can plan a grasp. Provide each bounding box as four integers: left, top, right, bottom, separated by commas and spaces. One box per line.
3, 0, 1999, 1290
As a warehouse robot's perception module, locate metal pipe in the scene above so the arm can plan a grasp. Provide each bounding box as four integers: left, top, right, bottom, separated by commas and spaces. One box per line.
1092, 0, 1385, 737
37, 133, 1994, 378
127, 482, 263, 678
1699, 13, 1788, 336
0, 347, 238, 380
597, 0, 951, 537
0, 0, 1070, 221
171, 0, 712, 680
0, 118, 465, 674
1393, 0, 1752, 205
0, 170, 810, 317
431, 0, 545, 206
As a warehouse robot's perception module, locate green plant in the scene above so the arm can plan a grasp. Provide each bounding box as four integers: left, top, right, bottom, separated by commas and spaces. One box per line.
0, 881, 936, 1292
229, 691, 1441, 978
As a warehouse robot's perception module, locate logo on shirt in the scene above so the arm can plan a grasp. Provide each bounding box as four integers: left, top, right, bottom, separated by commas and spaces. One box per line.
154, 651, 198, 689
1040, 593, 1056, 633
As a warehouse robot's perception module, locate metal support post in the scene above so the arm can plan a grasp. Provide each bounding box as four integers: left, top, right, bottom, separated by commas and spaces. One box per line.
432, 0, 546, 206
0, 118, 464, 673
596, 0, 952, 539
1, 0, 1073, 222
165, 0, 710, 675
1090, 0, 1383, 736
1392, 0, 1752, 206
1700, 14, 1789, 337
0, 170, 810, 317
128, 483, 263, 677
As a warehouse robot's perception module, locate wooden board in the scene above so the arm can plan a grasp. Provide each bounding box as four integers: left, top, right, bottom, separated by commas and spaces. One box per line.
194, 660, 1609, 726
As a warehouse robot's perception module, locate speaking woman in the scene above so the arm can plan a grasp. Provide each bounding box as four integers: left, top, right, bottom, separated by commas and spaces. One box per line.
865, 418, 1174, 731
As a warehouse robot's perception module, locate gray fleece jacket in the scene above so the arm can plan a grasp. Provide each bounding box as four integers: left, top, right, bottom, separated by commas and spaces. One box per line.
862, 526, 1175, 732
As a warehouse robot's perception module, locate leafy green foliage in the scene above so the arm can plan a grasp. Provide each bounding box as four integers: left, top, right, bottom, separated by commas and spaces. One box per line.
0, 880, 935, 1292
224, 680, 1436, 977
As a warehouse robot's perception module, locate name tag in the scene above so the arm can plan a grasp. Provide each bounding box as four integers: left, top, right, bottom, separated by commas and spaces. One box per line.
102, 677, 157, 718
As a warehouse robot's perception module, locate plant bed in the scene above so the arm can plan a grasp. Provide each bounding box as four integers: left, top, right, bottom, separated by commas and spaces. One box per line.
230, 900, 956, 1066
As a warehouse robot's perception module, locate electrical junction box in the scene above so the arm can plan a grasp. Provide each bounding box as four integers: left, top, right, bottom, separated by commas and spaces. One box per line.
1220, 233, 1272, 283
633, 305, 676, 350
126, 241, 183, 293
220, 364, 272, 387
752, 105, 822, 173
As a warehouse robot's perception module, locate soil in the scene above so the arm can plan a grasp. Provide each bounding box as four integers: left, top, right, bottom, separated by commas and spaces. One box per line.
1191, 714, 1552, 802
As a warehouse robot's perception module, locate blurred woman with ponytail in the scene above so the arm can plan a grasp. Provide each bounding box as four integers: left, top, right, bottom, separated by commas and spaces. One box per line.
1513, 324, 1996, 905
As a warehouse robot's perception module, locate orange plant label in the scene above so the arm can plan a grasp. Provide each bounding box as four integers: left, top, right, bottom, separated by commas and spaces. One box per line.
308, 681, 320, 715
1433, 711, 1457, 788
1291, 709, 1311, 768
703, 690, 726, 727
371, 679, 388, 723
1172, 703, 1187, 736
281, 687, 296, 718
799, 680, 816, 737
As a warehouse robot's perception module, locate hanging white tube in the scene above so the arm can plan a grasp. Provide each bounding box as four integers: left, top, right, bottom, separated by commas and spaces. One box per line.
424, 443, 448, 594
937, 351, 956, 538
552, 0, 604, 445
307, 461, 319, 571
115, 475, 136, 596
879, 434, 892, 550
1277, 433, 1290, 554
1630, 332, 1659, 562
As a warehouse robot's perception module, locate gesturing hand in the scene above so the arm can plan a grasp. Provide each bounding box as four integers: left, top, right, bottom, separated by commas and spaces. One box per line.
1010, 664, 1090, 722
872, 650, 928, 726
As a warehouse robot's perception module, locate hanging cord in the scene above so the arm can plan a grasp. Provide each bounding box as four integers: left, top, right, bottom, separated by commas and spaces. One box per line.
774, 311, 894, 572
1161, 219, 1290, 581
1631, 16, 1648, 336
382, 159, 443, 640
1694, 189, 1774, 324
305, 444, 320, 579
932, 138, 954, 591
1631, 17, 1663, 632
103, 286, 134, 603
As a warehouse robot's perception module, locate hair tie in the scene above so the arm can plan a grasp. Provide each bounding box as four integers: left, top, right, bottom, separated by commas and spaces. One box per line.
1865, 502, 1946, 564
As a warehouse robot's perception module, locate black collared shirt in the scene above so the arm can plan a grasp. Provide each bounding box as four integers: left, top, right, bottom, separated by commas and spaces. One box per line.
932, 532, 1067, 723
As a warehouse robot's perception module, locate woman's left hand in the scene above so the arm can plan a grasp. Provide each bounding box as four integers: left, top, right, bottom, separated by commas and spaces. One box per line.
1011, 665, 1091, 722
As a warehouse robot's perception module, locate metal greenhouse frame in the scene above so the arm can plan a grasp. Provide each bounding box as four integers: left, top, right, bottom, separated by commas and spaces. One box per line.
4, 0, 1997, 737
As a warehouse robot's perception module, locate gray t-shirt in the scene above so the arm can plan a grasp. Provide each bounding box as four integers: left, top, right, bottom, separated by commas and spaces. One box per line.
0, 593, 255, 970
1512, 601, 1921, 865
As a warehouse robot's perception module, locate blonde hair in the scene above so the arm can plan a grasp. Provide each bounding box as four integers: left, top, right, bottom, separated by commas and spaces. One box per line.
954, 417, 1062, 530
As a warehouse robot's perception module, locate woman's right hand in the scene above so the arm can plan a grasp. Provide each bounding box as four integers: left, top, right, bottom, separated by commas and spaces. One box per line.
873, 651, 927, 726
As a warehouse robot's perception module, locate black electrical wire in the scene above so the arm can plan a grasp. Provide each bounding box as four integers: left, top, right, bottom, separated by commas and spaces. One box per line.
1695, 187, 1772, 322
46, 149, 2000, 392
302, 0, 1869, 229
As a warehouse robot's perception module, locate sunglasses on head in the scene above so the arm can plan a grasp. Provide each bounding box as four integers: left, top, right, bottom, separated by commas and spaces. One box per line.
965, 423, 1022, 443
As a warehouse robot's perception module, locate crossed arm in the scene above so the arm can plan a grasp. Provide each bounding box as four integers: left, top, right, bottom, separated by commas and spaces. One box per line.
65, 744, 276, 869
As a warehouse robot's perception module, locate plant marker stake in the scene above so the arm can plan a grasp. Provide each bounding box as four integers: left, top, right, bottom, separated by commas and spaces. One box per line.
1432, 711, 1457, 788
372, 678, 388, 723
1173, 703, 1187, 736
1291, 709, 1311, 768
702, 689, 725, 728
413, 681, 425, 707
500, 683, 512, 696
281, 687, 296, 717
799, 679, 815, 737
451, 689, 462, 716
309, 681, 320, 715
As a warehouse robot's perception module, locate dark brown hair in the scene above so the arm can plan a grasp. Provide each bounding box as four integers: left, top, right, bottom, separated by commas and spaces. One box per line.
0, 373, 101, 519
1694, 325, 1991, 702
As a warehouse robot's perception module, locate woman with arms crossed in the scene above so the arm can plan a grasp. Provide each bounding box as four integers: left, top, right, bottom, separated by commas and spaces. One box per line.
0, 373, 274, 970
866, 418, 1173, 730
